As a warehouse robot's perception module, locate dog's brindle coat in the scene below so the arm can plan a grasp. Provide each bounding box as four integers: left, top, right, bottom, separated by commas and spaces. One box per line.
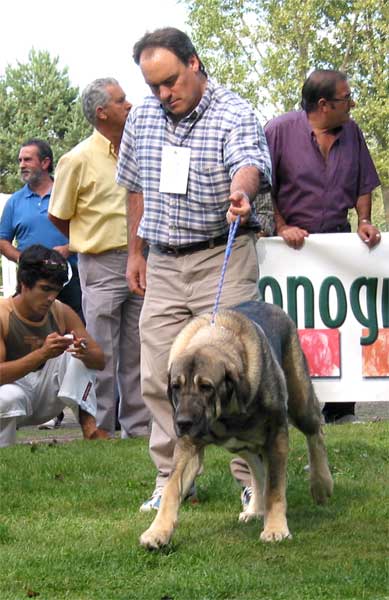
140, 301, 333, 549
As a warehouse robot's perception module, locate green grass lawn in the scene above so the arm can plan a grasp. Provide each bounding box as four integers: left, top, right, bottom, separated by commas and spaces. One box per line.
1, 423, 388, 600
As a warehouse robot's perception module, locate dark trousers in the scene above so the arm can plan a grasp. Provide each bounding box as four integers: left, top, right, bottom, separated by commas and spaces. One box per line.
58, 265, 84, 323
55, 264, 84, 424
322, 401, 355, 422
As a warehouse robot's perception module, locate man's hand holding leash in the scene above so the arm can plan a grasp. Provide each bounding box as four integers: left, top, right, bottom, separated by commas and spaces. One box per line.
227, 191, 252, 225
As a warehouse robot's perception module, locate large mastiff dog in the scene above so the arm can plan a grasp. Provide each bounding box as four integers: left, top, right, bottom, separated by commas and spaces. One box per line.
140, 301, 333, 549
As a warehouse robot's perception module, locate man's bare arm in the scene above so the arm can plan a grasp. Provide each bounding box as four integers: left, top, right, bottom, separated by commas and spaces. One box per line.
228, 166, 260, 225
356, 193, 381, 249
0, 240, 21, 263
0, 305, 104, 385
0, 333, 72, 385
48, 214, 70, 238
126, 191, 147, 295
230, 166, 260, 200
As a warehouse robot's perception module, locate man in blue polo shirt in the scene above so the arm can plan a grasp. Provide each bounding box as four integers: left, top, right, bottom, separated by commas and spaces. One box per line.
0, 139, 83, 428
0, 138, 82, 318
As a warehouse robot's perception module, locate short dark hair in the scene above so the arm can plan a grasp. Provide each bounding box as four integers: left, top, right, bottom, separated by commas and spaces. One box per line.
20, 138, 54, 173
16, 245, 69, 293
301, 70, 348, 113
133, 27, 207, 75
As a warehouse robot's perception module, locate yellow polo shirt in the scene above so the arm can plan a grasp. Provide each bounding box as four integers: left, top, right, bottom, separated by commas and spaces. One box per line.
49, 130, 128, 253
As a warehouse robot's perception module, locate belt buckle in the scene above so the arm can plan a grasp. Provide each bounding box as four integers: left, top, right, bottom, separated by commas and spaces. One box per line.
161, 245, 179, 256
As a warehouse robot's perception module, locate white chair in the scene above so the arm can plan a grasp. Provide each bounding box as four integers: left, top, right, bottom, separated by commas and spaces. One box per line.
0, 194, 17, 297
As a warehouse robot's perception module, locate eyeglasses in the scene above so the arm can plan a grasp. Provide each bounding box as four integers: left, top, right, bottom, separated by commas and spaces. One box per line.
23, 258, 68, 272
329, 93, 353, 103
41, 259, 68, 272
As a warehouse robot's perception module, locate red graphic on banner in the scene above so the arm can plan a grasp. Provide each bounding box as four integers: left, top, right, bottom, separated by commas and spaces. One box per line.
298, 329, 341, 378
362, 329, 389, 377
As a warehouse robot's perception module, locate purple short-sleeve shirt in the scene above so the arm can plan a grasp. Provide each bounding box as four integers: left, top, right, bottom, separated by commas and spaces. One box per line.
264, 111, 380, 233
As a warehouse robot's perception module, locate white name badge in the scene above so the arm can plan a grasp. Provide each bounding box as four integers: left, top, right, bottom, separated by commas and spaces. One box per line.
159, 145, 191, 195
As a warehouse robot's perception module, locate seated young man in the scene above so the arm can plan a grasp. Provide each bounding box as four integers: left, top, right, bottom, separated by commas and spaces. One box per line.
0, 244, 108, 447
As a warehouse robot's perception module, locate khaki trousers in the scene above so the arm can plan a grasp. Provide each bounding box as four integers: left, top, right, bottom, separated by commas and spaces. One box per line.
140, 234, 259, 487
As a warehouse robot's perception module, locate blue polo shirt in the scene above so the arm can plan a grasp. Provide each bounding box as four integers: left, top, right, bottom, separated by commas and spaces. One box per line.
0, 184, 77, 266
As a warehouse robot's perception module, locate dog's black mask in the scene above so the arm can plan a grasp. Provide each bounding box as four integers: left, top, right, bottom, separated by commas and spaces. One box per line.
168, 351, 245, 439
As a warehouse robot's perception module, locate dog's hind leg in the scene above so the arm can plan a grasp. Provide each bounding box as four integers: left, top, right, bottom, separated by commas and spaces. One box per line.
306, 431, 333, 504
283, 338, 333, 505
139, 437, 203, 550
289, 397, 333, 504
236, 451, 265, 522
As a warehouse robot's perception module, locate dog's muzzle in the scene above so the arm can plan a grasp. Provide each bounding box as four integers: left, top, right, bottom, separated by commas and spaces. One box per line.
174, 412, 208, 438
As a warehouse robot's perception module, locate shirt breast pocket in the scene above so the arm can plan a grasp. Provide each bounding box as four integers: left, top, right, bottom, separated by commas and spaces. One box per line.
188, 162, 231, 208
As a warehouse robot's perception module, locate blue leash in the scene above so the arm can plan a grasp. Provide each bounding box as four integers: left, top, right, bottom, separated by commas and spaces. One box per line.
211, 216, 241, 325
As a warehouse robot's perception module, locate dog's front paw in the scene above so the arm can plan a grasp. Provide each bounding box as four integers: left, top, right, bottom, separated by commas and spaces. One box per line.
260, 519, 292, 542
260, 526, 292, 542
139, 525, 173, 550
239, 509, 263, 523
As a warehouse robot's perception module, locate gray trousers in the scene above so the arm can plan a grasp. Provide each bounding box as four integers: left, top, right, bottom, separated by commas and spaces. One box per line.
78, 250, 150, 436
140, 234, 259, 488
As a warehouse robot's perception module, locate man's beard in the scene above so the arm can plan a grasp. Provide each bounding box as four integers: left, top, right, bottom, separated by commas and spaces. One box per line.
20, 168, 44, 187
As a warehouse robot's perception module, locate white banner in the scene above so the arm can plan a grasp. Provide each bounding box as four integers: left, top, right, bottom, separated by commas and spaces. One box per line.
257, 232, 389, 403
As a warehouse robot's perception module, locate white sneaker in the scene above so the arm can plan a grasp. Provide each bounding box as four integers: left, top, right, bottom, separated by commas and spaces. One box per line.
241, 486, 253, 511
139, 487, 164, 512
139, 484, 197, 512
38, 416, 63, 430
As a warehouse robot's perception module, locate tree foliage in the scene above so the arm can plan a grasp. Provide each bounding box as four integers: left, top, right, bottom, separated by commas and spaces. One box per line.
0, 49, 91, 193
182, 0, 388, 200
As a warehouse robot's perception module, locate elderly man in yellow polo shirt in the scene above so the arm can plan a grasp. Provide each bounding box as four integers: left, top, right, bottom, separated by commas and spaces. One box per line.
48, 78, 150, 438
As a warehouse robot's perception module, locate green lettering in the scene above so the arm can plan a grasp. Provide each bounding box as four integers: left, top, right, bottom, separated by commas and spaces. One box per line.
350, 277, 378, 345
319, 277, 347, 327
286, 277, 314, 327
258, 277, 283, 307
382, 278, 389, 327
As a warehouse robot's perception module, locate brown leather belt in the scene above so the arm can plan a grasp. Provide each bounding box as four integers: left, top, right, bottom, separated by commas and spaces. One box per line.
151, 230, 249, 257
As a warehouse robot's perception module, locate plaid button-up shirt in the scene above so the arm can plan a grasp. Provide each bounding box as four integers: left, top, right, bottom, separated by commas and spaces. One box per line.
117, 79, 272, 246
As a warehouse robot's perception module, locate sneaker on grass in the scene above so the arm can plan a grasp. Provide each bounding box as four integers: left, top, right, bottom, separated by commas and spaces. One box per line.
38, 415, 63, 430
241, 486, 253, 511
139, 487, 164, 512
139, 484, 197, 512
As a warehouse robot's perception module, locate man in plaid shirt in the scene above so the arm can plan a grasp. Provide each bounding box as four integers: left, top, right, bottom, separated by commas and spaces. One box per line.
117, 27, 272, 511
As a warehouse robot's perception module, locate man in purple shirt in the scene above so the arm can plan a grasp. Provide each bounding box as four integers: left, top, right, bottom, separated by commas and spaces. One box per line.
265, 69, 381, 423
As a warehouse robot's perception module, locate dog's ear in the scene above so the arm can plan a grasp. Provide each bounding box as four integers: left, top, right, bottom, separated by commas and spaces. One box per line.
167, 370, 176, 409
167, 370, 186, 410
224, 365, 249, 415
